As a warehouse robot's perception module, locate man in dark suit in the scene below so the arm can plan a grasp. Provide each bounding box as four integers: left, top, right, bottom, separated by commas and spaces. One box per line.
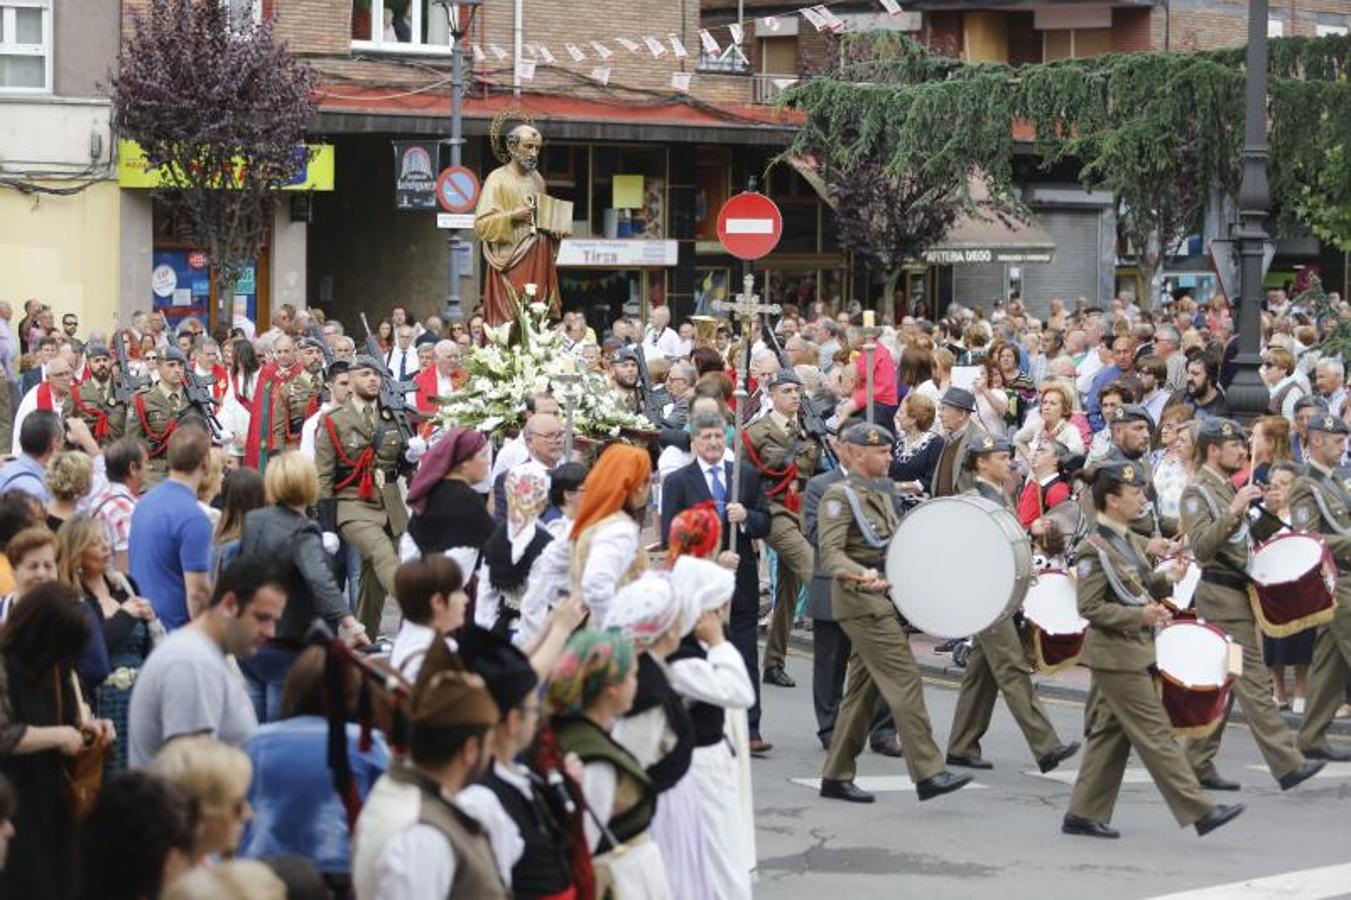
661, 406, 773, 753
804, 433, 901, 756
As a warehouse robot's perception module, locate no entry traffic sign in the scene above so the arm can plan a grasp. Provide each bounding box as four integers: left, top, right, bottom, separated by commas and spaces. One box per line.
716, 192, 783, 260
436, 165, 481, 214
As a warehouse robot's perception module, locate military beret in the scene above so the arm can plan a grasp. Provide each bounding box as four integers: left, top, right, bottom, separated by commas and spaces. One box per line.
160, 346, 186, 364
1196, 417, 1246, 445
840, 422, 894, 447
613, 345, 641, 365
86, 343, 110, 359
1307, 412, 1350, 435
1096, 460, 1148, 488
296, 336, 325, 351
1108, 403, 1152, 426
766, 367, 803, 390
1294, 395, 1329, 414
348, 354, 383, 373
969, 433, 1014, 456
939, 386, 976, 412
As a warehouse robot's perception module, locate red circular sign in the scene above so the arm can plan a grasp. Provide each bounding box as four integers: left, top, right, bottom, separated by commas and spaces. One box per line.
716, 192, 783, 260
436, 165, 481, 214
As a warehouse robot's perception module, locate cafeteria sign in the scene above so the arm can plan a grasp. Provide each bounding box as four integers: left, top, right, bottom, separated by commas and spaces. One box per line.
117, 140, 335, 191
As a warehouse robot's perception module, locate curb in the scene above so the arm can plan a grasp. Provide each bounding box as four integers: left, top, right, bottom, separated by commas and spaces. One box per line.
785, 631, 1351, 738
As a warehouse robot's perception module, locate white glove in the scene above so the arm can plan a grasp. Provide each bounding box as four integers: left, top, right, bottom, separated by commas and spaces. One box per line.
321, 532, 340, 555
406, 435, 428, 462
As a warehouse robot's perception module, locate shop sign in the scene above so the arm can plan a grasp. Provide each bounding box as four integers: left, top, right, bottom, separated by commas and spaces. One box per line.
118, 141, 335, 191
557, 239, 679, 268
922, 248, 1054, 265
393, 141, 439, 210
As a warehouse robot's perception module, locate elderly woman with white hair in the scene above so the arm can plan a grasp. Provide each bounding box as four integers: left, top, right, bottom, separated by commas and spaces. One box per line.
667, 556, 757, 900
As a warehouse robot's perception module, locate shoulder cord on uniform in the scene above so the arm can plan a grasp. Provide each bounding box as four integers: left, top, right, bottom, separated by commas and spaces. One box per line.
740, 431, 802, 510
1188, 481, 1249, 546
321, 413, 377, 501
836, 483, 891, 550
69, 384, 109, 443
133, 393, 176, 458
1086, 534, 1150, 606
1306, 481, 1351, 537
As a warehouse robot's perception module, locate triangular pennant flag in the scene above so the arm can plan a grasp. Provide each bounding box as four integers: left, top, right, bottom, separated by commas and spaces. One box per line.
880, 0, 903, 14
816, 6, 846, 32
801, 7, 826, 30
471, 42, 486, 62
698, 28, 720, 55
672, 71, 692, 93
772, 77, 797, 89
729, 22, 744, 45
489, 42, 508, 61
565, 42, 586, 62
523, 41, 538, 56
591, 65, 612, 85
590, 40, 614, 59
732, 43, 750, 65
643, 36, 667, 57
615, 36, 641, 52
761, 15, 781, 31
537, 43, 557, 64
515, 59, 536, 81
669, 34, 688, 58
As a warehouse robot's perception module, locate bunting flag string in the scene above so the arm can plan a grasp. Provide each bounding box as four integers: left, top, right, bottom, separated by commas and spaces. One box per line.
590, 40, 615, 59
591, 65, 612, 85
880, 0, 903, 14
671, 71, 693, 93
698, 28, 720, 55
565, 42, 586, 62
669, 33, 689, 58
488, 42, 508, 61
643, 36, 668, 58
471, 42, 486, 62
537, 43, 557, 64
615, 36, 641, 53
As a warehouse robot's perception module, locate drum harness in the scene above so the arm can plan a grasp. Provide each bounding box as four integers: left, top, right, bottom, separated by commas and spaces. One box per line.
1189, 483, 1256, 592
836, 481, 893, 551
1085, 531, 1151, 607
1304, 467, 1351, 538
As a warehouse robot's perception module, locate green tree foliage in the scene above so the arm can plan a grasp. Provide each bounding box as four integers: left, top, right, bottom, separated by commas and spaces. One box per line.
783, 33, 1351, 269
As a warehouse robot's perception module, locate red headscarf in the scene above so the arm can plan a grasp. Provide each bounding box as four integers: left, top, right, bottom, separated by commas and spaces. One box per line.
406, 428, 488, 515
570, 444, 651, 540
666, 501, 722, 563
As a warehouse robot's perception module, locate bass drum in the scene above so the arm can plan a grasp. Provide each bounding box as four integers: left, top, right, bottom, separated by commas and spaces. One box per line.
886, 495, 1032, 639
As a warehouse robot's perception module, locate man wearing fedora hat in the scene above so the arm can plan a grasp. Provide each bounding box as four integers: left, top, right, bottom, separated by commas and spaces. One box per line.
930, 387, 986, 498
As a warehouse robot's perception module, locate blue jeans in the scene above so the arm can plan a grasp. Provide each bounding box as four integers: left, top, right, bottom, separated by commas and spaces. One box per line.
239, 642, 301, 724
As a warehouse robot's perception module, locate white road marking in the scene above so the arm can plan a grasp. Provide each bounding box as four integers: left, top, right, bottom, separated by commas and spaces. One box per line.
1145, 863, 1351, 900
791, 776, 988, 793
1026, 767, 1156, 785
724, 218, 775, 234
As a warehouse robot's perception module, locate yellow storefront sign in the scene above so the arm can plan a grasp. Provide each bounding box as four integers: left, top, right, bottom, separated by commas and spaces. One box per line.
117, 140, 335, 191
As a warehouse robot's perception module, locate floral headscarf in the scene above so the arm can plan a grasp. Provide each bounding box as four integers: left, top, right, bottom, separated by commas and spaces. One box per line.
506, 465, 551, 542
666, 501, 722, 563
545, 629, 636, 717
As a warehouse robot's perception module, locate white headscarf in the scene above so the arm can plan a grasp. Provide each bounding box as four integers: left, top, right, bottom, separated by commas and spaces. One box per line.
670, 556, 736, 621
603, 571, 679, 643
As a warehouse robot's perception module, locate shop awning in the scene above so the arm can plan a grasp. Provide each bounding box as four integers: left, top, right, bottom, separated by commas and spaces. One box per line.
783, 158, 1056, 265
922, 210, 1056, 265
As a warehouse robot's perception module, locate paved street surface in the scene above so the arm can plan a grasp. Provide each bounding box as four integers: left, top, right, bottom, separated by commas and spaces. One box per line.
750, 648, 1351, 900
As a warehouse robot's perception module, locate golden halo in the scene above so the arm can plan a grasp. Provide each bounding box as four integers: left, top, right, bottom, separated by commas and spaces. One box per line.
489, 107, 538, 165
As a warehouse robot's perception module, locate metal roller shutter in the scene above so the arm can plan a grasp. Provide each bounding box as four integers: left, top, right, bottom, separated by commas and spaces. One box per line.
953, 261, 1008, 311
1022, 208, 1102, 317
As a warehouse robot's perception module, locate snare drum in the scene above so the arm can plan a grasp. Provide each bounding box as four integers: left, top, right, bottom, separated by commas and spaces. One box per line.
1246, 533, 1337, 639
1020, 570, 1089, 674
1155, 620, 1236, 739
886, 495, 1032, 639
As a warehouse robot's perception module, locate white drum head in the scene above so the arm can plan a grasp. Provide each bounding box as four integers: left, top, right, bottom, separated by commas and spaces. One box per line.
1249, 535, 1323, 586
1022, 572, 1088, 636
1156, 623, 1228, 688
887, 496, 1028, 639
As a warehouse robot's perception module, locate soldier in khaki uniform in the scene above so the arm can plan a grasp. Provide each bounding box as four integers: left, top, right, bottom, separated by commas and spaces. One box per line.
66, 342, 126, 446
1180, 417, 1322, 792
746, 368, 823, 688
946, 434, 1079, 773
315, 355, 412, 638
263, 334, 317, 455
125, 347, 191, 489
1287, 413, 1351, 761
1063, 461, 1243, 839
283, 337, 325, 438
818, 422, 970, 804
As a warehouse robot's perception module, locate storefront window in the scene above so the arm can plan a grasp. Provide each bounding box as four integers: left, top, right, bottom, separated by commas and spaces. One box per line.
589, 145, 667, 238
351, 0, 450, 51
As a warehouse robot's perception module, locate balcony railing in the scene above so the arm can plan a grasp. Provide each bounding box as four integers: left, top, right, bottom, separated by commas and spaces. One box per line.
753, 73, 799, 104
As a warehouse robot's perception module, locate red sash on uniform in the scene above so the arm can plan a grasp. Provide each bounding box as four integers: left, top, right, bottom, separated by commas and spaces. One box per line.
243, 361, 300, 469
321, 413, 377, 501
134, 392, 177, 458
69, 383, 110, 442
740, 430, 802, 514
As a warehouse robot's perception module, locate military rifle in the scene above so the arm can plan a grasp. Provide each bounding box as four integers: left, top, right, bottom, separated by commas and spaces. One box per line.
112, 331, 149, 404
183, 370, 226, 443
627, 340, 663, 426
359, 312, 418, 444
761, 315, 838, 469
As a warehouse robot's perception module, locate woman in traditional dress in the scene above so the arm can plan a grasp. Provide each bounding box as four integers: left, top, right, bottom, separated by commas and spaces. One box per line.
401, 428, 494, 585
476, 466, 553, 636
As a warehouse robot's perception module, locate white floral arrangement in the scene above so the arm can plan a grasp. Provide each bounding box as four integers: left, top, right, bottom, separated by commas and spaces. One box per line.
434, 296, 653, 441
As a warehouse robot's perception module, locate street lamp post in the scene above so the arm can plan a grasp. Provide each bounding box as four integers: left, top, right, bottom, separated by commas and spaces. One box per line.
1227, 0, 1272, 420
436, 0, 481, 323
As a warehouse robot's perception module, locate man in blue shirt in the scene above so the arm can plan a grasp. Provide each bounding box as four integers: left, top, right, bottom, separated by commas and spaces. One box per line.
0, 410, 63, 502
1085, 334, 1138, 432
129, 424, 214, 629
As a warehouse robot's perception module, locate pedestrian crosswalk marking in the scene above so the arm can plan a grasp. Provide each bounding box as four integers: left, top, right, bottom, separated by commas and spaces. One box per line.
1145, 862, 1351, 899
1245, 762, 1351, 779
791, 777, 988, 793
1026, 767, 1155, 785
